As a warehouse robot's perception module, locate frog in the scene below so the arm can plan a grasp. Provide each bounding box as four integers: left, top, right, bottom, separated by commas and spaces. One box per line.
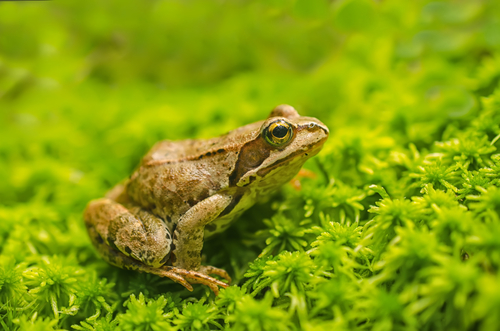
83, 104, 329, 294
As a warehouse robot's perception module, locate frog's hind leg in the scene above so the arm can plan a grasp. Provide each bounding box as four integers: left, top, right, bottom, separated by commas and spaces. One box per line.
86, 219, 228, 293
84, 198, 229, 293
84, 198, 172, 268
84, 217, 194, 291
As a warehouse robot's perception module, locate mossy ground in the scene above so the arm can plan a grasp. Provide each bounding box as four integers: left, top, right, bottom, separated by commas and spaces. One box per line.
2, 1, 500, 330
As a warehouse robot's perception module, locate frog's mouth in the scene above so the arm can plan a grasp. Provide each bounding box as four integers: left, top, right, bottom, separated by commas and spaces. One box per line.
256, 141, 326, 179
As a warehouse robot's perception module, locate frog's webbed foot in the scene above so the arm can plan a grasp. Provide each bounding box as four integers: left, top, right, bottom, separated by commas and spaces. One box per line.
158, 266, 230, 295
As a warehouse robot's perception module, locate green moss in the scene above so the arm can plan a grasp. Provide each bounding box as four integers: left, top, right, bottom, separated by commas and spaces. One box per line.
1, 0, 500, 329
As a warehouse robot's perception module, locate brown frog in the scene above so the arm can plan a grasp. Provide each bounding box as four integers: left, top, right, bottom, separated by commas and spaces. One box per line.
84, 105, 329, 294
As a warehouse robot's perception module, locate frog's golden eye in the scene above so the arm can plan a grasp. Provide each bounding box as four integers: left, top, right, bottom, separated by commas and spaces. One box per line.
263, 120, 294, 147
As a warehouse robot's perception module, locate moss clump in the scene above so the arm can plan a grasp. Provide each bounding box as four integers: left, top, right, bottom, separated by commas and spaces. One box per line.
2, 0, 500, 330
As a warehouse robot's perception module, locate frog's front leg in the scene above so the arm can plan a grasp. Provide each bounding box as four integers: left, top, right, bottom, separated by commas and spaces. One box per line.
171, 194, 233, 288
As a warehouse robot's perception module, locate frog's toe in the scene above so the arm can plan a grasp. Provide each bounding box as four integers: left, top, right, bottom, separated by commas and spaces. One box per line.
147, 266, 194, 291
165, 271, 194, 292
187, 277, 223, 295
164, 266, 229, 294
198, 265, 232, 283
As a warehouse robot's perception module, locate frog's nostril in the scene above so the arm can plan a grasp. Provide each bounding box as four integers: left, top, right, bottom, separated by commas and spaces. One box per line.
308, 123, 316, 129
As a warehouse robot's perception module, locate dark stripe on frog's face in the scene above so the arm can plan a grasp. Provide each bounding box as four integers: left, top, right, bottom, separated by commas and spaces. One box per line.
228, 135, 272, 186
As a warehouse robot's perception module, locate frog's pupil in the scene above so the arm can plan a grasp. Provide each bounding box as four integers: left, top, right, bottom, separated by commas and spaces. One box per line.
273, 125, 288, 138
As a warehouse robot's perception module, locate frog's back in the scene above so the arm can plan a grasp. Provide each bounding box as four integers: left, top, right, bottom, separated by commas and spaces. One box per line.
140, 121, 262, 166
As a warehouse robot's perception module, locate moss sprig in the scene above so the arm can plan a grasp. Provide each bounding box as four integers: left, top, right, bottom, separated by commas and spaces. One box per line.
117, 293, 174, 331
23, 255, 84, 319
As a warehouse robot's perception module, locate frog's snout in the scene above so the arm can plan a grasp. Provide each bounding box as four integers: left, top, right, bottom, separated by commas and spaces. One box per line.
306, 121, 329, 136
297, 117, 329, 141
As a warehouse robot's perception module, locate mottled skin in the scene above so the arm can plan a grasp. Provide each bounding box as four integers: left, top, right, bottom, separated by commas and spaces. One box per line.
84, 105, 329, 294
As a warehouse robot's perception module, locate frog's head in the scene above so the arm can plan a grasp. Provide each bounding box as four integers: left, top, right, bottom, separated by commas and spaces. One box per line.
229, 105, 329, 188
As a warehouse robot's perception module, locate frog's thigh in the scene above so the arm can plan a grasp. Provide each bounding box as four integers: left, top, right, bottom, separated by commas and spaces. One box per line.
84, 198, 172, 268
172, 194, 232, 270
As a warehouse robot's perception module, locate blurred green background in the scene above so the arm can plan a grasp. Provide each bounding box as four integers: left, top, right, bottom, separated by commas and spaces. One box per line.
2, 0, 500, 330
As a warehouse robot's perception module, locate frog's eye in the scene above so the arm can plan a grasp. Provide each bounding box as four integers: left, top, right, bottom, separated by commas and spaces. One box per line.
263, 120, 294, 147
